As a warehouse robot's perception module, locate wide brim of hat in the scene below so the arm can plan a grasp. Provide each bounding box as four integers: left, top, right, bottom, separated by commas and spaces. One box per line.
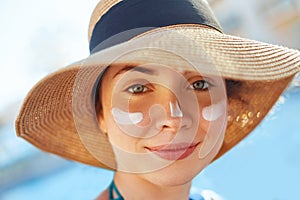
15, 25, 299, 170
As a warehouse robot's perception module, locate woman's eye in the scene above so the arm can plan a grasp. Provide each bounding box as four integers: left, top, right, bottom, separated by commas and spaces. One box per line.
127, 84, 148, 94
189, 80, 210, 91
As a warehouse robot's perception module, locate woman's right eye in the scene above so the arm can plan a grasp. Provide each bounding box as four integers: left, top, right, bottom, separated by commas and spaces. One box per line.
127, 84, 149, 94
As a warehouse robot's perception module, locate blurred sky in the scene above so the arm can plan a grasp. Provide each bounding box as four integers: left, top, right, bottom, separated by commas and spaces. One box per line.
0, 0, 98, 114
0, 0, 299, 200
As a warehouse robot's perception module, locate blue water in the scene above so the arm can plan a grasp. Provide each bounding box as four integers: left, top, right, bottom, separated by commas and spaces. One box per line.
1, 89, 299, 200
0, 163, 113, 200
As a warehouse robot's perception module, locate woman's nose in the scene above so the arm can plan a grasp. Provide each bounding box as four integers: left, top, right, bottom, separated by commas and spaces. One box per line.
169, 101, 183, 118
155, 91, 193, 131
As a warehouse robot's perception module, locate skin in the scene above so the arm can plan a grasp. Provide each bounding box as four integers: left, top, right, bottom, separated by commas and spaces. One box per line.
96, 64, 228, 200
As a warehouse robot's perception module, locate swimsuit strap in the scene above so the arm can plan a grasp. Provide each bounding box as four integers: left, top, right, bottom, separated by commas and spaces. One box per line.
108, 180, 124, 200
108, 179, 202, 200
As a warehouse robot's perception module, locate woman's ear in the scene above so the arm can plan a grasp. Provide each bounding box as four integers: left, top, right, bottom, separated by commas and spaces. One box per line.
97, 112, 108, 137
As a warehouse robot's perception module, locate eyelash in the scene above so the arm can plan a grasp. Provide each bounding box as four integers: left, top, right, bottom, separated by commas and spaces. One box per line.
126, 84, 150, 94
188, 80, 212, 91
126, 79, 212, 95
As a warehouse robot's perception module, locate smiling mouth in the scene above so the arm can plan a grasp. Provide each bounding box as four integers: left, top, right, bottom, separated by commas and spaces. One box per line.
145, 142, 200, 160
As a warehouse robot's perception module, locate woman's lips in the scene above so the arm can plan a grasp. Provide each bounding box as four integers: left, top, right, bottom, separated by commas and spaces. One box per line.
145, 142, 200, 160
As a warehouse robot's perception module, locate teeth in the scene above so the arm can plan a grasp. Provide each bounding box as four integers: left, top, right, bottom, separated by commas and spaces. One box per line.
153, 144, 192, 151
166, 146, 187, 150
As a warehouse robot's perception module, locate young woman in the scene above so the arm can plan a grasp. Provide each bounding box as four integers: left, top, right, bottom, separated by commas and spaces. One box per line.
16, 0, 300, 199
94, 61, 229, 199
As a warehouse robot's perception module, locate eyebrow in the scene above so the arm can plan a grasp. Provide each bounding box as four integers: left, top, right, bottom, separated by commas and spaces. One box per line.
113, 65, 158, 78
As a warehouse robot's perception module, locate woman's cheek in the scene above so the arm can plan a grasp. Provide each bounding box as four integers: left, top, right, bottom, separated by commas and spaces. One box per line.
201, 100, 227, 122
111, 107, 144, 125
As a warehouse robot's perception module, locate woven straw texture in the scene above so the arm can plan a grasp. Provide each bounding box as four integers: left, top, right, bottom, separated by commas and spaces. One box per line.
16, 0, 300, 169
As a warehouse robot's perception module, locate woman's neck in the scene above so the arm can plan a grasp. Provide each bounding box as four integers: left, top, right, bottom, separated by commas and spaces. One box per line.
113, 171, 192, 200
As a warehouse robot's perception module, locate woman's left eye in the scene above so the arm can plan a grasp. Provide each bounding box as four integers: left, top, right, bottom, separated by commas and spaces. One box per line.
189, 80, 210, 91
127, 84, 149, 94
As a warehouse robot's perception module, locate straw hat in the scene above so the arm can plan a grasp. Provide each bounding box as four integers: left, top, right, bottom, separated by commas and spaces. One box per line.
15, 0, 300, 170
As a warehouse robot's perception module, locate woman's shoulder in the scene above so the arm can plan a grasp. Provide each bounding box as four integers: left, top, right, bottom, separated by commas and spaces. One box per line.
95, 189, 109, 200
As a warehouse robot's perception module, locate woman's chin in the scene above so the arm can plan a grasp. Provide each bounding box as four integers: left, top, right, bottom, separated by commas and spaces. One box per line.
139, 159, 206, 187
141, 169, 196, 187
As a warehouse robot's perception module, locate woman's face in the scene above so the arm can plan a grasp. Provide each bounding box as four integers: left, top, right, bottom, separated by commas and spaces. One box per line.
98, 63, 228, 186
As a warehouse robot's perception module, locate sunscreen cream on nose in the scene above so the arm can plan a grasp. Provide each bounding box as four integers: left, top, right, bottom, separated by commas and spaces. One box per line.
169, 101, 183, 117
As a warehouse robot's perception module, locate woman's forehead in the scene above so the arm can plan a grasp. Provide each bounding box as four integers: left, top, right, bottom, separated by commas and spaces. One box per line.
106, 63, 218, 80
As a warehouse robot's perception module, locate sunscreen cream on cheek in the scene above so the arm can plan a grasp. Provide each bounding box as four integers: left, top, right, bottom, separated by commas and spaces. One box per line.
111, 107, 143, 125
202, 100, 226, 121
